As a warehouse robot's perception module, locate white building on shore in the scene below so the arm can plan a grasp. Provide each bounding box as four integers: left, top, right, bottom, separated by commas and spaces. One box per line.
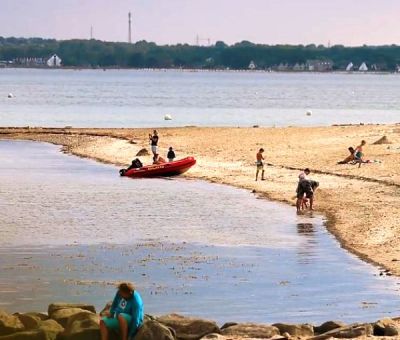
359, 62, 368, 72
47, 54, 62, 67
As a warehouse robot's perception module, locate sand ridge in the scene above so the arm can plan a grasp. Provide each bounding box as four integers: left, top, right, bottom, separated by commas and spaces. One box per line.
2, 124, 400, 276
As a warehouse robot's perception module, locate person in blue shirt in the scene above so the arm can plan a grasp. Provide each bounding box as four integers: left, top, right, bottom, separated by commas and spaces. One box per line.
100, 282, 144, 340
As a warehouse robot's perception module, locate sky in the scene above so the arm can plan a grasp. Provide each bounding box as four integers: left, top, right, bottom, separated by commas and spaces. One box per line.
1, 0, 400, 46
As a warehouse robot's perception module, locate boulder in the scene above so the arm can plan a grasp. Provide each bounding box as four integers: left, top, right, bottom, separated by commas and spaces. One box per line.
199, 334, 225, 340
0, 330, 48, 340
14, 314, 40, 330
58, 312, 100, 340
48, 303, 96, 317
272, 323, 314, 337
135, 320, 176, 340
373, 318, 399, 336
23, 313, 48, 322
157, 314, 219, 340
39, 319, 64, 337
221, 323, 280, 338
0, 310, 25, 336
136, 148, 150, 156
308, 323, 373, 339
314, 320, 346, 334
50, 308, 93, 328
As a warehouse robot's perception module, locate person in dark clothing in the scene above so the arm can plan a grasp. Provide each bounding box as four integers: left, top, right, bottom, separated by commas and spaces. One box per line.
149, 130, 159, 156
167, 147, 176, 162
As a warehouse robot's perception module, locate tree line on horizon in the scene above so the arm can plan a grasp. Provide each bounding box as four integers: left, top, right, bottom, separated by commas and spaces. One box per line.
1, 37, 400, 71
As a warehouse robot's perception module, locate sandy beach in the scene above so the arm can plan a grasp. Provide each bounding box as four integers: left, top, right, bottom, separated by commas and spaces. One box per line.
1, 124, 400, 278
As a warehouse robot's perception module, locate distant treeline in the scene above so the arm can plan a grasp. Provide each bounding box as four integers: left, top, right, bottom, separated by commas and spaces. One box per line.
1, 37, 400, 71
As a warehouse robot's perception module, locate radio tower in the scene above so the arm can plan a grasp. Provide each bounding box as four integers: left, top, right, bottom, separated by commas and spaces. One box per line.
128, 12, 132, 43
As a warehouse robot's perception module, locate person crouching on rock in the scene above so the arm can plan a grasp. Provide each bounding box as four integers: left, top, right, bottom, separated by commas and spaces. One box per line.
100, 282, 144, 340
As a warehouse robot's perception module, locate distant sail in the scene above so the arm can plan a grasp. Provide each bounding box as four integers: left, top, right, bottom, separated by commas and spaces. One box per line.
359, 62, 368, 72
346, 62, 354, 71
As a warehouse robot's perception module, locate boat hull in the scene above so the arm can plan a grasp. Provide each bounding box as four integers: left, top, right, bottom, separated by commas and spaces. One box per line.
120, 157, 196, 178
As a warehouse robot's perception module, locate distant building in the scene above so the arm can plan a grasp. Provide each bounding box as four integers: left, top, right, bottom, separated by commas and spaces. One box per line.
306, 60, 333, 72
346, 62, 354, 72
47, 54, 62, 67
396, 65, 400, 73
277, 63, 290, 72
13, 57, 46, 67
359, 62, 368, 72
248, 60, 256, 70
293, 63, 305, 71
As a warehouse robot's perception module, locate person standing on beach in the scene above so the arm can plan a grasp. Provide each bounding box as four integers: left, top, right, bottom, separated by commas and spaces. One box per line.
256, 148, 265, 181
167, 147, 176, 162
100, 282, 144, 340
149, 130, 159, 157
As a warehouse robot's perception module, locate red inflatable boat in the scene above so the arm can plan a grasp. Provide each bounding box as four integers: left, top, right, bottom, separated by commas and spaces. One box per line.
120, 157, 196, 178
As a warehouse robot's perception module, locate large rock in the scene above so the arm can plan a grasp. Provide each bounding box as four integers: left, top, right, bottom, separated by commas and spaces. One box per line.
48, 303, 96, 317
373, 318, 399, 336
0, 330, 48, 340
39, 319, 64, 338
221, 323, 280, 338
0, 310, 25, 336
157, 314, 219, 340
136, 148, 150, 156
272, 323, 314, 337
309, 323, 373, 339
314, 320, 346, 334
135, 320, 176, 340
50, 308, 94, 328
58, 312, 100, 340
14, 314, 41, 331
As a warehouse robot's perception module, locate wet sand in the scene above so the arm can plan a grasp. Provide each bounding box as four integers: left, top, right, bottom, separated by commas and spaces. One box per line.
2, 124, 400, 277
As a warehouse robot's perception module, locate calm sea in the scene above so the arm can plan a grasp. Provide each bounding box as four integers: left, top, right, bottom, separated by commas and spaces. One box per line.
0, 68, 399, 128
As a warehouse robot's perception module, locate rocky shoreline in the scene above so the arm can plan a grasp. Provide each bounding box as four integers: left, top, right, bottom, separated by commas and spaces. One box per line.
1, 303, 400, 340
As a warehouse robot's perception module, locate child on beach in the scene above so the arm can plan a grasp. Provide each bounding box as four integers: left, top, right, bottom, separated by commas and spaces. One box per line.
167, 147, 176, 162
353, 140, 366, 167
256, 148, 265, 181
100, 282, 144, 340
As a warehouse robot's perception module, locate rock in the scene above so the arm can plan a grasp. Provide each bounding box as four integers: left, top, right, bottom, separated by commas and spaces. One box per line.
309, 323, 373, 339
136, 148, 150, 156
23, 313, 48, 322
50, 308, 93, 328
157, 314, 219, 340
39, 319, 64, 334
135, 320, 176, 340
0, 310, 25, 336
48, 303, 96, 317
314, 320, 346, 334
272, 323, 313, 337
373, 318, 399, 336
221, 323, 280, 338
220, 322, 237, 330
373, 136, 391, 145
14, 313, 40, 330
0, 330, 48, 340
58, 311, 100, 340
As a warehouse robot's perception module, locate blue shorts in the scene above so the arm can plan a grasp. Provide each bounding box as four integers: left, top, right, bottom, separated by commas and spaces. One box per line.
102, 313, 132, 331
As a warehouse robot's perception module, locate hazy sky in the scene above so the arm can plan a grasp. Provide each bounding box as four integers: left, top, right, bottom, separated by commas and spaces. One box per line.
1, 0, 399, 46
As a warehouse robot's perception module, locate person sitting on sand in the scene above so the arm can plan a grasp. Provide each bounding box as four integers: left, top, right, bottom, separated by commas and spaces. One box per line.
100, 282, 144, 340
337, 147, 355, 164
167, 147, 176, 162
256, 148, 265, 181
149, 130, 159, 157
153, 154, 166, 164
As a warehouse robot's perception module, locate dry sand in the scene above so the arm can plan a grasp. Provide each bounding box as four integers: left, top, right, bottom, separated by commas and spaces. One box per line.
2, 124, 400, 277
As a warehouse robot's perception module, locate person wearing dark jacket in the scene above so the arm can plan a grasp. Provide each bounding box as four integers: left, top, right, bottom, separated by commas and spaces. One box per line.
167, 147, 176, 162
